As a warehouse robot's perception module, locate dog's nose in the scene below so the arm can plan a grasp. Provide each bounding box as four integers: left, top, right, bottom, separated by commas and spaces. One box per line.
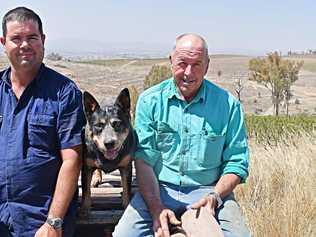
104, 141, 115, 149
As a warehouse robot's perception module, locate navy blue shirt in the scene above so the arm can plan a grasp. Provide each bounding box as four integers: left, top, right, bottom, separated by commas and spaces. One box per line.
0, 64, 85, 237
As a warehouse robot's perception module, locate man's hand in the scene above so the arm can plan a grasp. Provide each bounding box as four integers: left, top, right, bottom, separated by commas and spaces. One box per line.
34, 223, 61, 237
189, 195, 218, 216
153, 208, 181, 237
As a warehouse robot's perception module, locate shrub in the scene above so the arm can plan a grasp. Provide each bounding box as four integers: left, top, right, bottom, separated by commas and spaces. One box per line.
46, 52, 63, 61
143, 65, 172, 90
245, 115, 316, 145
129, 85, 139, 124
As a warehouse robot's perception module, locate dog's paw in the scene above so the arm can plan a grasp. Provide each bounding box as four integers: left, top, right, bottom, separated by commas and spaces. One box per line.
91, 169, 103, 187
91, 177, 102, 187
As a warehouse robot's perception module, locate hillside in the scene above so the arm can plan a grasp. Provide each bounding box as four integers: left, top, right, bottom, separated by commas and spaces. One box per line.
1, 55, 316, 115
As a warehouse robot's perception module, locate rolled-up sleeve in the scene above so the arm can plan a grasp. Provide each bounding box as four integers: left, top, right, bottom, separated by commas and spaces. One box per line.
134, 94, 161, 167
222, 102, 249, 182
57, 83, 85, 149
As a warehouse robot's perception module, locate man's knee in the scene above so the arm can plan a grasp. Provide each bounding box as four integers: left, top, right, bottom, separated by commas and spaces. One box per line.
113, 192, 153, 237
217, 194, 251, 237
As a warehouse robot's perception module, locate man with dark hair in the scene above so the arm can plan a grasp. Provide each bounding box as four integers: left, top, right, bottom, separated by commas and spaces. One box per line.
113, 34, 251, 237
0, 7, 85, 237
2, 7, 44, 37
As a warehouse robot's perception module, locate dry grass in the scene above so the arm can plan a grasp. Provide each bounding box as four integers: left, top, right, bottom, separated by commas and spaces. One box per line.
76, 58, 168, 67
236, 136, 316, 236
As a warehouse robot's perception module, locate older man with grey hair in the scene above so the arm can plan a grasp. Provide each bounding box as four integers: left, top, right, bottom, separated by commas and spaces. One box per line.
113, 33, 251, 237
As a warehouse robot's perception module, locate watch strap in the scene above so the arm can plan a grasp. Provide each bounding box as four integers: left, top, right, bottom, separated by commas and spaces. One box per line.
209, 191, 223, 209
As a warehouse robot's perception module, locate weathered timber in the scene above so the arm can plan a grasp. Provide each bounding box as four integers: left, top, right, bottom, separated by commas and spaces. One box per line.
75, 172, 137, 236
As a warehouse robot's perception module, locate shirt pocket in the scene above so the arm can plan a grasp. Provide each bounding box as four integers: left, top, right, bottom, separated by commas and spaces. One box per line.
28, 114, 57, 151
156, 121, 178, 161
193, 125, 226, 169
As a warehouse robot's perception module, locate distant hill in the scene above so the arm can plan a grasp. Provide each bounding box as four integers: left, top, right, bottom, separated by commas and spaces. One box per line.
45, 39, 171, 59
0, 38, 263, 59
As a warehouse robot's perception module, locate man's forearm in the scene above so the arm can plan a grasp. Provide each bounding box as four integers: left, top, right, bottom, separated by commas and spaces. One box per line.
48, 146, 82, 218
135, 159, 164, 218
214, 173, 241, 199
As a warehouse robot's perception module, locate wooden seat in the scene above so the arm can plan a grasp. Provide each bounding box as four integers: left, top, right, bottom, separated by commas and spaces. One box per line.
75, 172, 137, 236
75, 173, 224, 237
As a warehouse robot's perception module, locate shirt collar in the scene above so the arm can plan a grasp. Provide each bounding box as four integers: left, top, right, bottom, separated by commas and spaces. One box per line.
1, 63, 46, 88
1, 68, 11, 87
167, 77, 206, 103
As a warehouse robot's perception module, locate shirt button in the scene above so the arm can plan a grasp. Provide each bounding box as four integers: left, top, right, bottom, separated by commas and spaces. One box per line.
210, 137, 216, 141
184, 127, 188, 133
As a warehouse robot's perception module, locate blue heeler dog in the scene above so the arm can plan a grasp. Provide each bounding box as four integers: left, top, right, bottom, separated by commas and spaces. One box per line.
79, 88, 136, 216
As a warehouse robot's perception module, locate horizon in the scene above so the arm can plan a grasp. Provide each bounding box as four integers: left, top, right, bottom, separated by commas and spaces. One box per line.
0, 1, 315, 58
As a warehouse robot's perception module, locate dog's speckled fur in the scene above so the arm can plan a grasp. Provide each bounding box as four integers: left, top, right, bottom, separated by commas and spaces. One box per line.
79, 88, 136, 216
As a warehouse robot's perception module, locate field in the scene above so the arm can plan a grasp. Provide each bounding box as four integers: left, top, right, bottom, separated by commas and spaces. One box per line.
1, 54, 316, 236
2, 54, 316, 115
236, 135, 316, 237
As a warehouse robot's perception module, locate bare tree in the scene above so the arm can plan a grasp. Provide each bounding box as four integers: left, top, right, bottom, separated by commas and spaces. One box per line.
233, 71, 247, 102
217, 70, 222, 81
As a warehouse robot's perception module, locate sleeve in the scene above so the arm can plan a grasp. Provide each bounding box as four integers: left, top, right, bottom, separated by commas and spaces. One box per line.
57, 82, 86, 150
133, 93, 161, 167
221, 101, 249, 182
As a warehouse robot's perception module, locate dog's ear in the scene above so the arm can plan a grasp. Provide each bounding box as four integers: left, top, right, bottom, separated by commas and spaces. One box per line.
83, 91, 100, 118
115, 88, 130, 114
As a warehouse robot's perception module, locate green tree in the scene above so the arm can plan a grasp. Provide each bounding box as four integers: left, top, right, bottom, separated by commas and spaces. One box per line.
46, 52, 63, 61
249, 52, 303, 116
129, 85, 139, 124
143, 64, 172, 90
129, 65, 172, 124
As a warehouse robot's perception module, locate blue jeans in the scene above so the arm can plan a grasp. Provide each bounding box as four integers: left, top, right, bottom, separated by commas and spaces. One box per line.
113, 183, 251, 237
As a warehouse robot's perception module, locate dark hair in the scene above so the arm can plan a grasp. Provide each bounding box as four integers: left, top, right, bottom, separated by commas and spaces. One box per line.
2, 6, 43, 37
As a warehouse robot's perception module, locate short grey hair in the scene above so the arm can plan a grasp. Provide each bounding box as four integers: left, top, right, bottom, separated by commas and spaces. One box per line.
173, 33, 209, 58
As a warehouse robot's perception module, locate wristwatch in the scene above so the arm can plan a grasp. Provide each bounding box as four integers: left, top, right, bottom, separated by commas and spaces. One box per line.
209, 191, 223, 209
46, 217, 63, 229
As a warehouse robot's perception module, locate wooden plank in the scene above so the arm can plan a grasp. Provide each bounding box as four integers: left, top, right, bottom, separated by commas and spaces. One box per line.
79, 187, 137, 196
78, 187, 138, 209
76, 172, 138, 234
76, 210, 124, 225
79, 187, 123, 196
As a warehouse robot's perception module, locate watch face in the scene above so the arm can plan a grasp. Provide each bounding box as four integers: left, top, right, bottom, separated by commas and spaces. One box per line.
47, 217, 63, 229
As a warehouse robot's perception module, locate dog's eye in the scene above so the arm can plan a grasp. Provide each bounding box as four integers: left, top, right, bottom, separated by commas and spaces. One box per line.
111, 121, 122, 130
94, 123, 104, 133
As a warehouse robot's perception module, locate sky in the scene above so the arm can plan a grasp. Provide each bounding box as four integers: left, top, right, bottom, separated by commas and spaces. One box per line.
0, 0, 315, 57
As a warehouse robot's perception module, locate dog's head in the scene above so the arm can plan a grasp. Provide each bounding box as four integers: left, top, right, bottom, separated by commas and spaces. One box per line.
83, 88, 131, 160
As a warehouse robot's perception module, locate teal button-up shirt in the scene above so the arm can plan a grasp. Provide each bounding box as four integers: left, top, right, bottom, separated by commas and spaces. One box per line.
134, 78, 249, 186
